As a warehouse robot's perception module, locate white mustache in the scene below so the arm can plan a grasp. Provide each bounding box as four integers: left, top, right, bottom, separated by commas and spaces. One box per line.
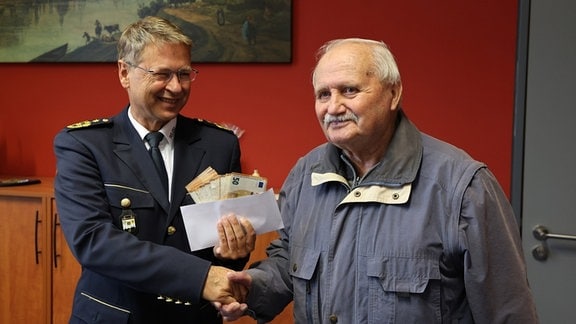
323, 113, 359, 127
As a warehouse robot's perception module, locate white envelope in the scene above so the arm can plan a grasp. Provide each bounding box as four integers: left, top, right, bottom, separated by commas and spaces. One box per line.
181, 189, 284, 251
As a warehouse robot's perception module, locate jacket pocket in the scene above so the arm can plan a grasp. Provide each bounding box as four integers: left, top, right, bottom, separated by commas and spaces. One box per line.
72, 292, 130, 323
290, 245, 321, 323
366, 256, 441, 324
290, 245, 321, 280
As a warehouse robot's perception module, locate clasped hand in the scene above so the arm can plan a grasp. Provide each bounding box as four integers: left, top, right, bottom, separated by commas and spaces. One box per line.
212, 272, 253, 321
213, 213, 256, 260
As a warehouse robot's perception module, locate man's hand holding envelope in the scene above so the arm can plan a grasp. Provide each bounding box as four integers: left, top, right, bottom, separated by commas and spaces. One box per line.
181, 167, 284, 251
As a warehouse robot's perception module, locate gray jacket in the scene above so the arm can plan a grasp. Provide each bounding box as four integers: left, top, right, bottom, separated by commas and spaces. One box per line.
247, 111, 538, 324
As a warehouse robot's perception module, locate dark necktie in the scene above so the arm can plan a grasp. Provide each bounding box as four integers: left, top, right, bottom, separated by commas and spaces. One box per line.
145, 132, 169, 196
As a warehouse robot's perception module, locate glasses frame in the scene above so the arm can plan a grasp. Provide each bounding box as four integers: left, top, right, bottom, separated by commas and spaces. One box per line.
124, 61, 199, 84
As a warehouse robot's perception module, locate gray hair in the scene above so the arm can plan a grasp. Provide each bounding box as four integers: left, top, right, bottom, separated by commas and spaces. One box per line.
117, 16, 193, 64
312, 38, 401, 87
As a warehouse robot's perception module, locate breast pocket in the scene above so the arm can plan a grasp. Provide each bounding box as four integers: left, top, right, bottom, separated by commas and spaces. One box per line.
105, 184, 155, 234
367, 256, 442, 324
105, 184, 154, 210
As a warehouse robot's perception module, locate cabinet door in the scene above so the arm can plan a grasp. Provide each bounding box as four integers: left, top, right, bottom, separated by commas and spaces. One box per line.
0, 195, 48, 324
50, 198, 82, 324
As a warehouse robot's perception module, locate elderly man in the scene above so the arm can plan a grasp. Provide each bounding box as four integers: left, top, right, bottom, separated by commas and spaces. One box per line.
217, 38, 539, 324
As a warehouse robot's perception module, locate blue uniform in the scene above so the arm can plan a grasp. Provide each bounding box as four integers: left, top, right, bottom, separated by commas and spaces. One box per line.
54, 107, 247, 323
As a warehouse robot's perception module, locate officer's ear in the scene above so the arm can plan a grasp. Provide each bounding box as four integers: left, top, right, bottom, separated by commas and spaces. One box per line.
118, 60, 130, 89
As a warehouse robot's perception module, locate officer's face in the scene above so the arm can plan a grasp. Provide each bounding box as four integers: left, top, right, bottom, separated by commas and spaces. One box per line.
119, 43, 192, 131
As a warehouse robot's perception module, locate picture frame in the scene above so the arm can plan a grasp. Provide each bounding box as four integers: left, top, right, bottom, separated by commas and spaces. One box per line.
0, 0, 292, 63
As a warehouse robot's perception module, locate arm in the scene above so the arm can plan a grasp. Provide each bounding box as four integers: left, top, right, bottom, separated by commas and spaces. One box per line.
460, 168, 539, 323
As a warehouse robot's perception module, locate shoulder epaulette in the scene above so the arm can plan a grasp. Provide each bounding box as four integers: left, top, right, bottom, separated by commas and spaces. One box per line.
66, 118, 112, 130
195, 118, 234, 133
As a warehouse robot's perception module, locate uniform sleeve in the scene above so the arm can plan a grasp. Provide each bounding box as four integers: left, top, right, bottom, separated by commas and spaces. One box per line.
459, 168, 539, 323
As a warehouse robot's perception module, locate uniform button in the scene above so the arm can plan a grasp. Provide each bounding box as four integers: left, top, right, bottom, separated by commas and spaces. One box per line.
329, 314, 338, 323
121, 198, 131, 208
392, 192, 400, 200
167, 226, 176, 235
292, 263, 298, 272
354, 191, 361, 197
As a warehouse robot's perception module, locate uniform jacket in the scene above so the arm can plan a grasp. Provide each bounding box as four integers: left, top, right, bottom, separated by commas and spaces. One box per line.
54, 107, 247, 324
246, 111, 538, 324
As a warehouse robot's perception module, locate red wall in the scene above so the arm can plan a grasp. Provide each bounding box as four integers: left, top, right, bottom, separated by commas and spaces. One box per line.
0, 0, 518, 195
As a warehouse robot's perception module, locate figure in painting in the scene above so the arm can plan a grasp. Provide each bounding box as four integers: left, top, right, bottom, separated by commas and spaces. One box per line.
241, 16, 256, 46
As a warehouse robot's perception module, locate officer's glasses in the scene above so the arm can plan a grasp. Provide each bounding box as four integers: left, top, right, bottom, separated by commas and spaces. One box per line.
125, 61, 198, 84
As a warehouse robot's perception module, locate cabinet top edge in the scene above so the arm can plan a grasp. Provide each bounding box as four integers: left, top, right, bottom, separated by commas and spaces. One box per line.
0, 176, 54, 197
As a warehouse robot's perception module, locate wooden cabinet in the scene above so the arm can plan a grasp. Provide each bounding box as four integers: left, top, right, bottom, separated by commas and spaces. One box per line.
0, 190, 48, 323
0, 177, 80, 324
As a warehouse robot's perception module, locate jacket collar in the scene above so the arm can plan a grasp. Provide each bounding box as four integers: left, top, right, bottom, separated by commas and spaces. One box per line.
311, 110, 422, 187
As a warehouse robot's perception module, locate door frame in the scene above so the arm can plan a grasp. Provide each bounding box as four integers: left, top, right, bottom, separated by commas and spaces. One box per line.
511, 0, 530, 225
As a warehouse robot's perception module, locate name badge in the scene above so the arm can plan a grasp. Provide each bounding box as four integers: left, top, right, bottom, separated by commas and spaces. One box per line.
120, 198, 138, 234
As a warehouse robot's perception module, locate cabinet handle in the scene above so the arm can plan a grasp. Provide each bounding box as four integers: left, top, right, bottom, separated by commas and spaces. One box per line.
53, 212, 60, 268
34, 211, 42, 265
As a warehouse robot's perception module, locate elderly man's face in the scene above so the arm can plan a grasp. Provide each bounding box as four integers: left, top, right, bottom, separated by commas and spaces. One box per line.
313, 43, 402, 154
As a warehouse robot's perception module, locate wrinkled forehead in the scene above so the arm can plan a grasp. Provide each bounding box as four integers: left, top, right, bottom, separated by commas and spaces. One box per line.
314, 44, 373, 87
139, 42, 191, 65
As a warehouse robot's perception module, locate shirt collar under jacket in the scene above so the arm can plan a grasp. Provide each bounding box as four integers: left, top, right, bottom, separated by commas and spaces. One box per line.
127, 106, 177, 148
310, 109, 423, 188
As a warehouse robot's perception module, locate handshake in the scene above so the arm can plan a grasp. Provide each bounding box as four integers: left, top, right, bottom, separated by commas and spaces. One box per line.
203, 267, 253, 321
200, 214, 256, 321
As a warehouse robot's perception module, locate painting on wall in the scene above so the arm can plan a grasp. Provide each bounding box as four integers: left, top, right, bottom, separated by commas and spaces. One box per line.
0, 0, 292, 63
